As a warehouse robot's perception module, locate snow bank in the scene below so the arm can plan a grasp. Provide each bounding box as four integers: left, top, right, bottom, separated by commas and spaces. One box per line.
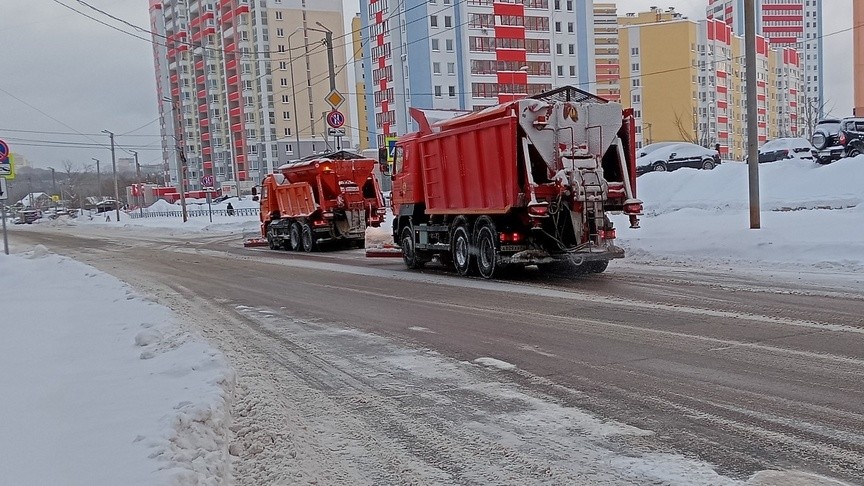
0, 248, 235, 485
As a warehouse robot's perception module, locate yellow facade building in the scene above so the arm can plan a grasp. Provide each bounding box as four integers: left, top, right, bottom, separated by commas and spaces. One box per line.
618, 12, 804, 160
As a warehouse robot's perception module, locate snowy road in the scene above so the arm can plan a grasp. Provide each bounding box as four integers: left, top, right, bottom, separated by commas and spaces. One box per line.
9, 225, 863, 485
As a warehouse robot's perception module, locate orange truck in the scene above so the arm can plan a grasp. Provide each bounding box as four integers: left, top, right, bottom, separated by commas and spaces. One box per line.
391, 86, 642, 278
256, 151, 386, 251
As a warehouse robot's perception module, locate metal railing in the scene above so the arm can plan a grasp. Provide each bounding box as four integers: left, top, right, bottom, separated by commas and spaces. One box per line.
129, 208, 259, 219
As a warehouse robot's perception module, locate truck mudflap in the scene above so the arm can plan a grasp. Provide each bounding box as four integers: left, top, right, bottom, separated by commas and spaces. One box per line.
500, 245, 625, 265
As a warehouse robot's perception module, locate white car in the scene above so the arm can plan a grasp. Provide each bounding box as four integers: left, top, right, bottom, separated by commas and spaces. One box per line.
636, 142, 721, 175
757, 138, 817, 163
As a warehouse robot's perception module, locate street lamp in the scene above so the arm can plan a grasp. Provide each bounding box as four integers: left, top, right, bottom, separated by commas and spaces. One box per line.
101, 130, 121, 222
287, 25, 336, 160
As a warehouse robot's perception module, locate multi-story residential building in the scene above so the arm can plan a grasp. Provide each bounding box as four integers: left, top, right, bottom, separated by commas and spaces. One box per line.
267, 0, 352, 163
619, 14, 804, 160
149, 0, 351, 195
352, 15, 371, 150
359, 0, 596, 148
592, 3, 619, 101
150, 0, 275, 193
706, 0, 823, 125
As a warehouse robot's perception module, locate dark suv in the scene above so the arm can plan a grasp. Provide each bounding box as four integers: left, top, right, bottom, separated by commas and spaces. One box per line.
811, 117, 864, 164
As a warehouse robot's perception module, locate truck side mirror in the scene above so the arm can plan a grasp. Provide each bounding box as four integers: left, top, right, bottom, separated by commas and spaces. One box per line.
251, 186, 257, 196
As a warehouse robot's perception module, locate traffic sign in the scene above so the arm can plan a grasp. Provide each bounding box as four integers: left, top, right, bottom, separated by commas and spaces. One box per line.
0, 177, 7, 200
325, 89, 345, 109
0, 153, 14, 179
327, 110, 345, 129
328, 128, 345, 136
0, 139, 13, 179
385, 136, 398, 162
201, 174, 215, 188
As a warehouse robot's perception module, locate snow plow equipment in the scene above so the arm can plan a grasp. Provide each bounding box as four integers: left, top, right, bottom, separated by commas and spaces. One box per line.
256, 151, 386, 252
390, 86, 642, 279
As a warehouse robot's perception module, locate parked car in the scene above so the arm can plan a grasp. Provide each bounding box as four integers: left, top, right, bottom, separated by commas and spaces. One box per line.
811, 117, 864, 164
636, 142, 721, 175
14, 210, 40, 224
757, 138, 817, 163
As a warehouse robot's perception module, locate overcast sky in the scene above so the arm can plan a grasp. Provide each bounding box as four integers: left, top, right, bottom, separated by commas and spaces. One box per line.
0, 0, 854, 170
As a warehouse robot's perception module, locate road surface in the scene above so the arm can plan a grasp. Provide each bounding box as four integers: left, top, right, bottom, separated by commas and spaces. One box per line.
9, 225, 863, 485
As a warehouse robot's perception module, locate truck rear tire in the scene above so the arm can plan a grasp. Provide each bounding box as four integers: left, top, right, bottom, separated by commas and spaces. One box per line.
289, 222, 302, 251
452, 224, 476, 276
475, 223, 499, 279
301, 223, 316, 252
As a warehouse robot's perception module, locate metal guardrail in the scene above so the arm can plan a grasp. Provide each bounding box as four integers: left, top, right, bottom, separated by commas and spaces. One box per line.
129, 208, 259, 219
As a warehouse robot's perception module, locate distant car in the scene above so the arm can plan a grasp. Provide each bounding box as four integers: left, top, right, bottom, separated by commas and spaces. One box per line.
757, 138, 817, 163
636, 142, 721, 175
811, 117, 864, 164
14, 210, 40, 224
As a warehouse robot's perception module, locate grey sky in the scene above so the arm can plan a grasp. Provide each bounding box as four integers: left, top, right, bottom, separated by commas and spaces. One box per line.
0, 1, 854, 170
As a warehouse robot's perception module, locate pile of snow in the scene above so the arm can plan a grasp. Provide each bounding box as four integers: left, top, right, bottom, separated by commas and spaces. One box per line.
0, 248, 235, 484
613, 155, 864, 275
365, 207, 394, 248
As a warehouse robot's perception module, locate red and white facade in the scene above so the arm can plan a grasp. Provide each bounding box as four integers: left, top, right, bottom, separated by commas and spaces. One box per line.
707, 0, 823, 122
150, 0, 276, 193
360, 0, 597, 148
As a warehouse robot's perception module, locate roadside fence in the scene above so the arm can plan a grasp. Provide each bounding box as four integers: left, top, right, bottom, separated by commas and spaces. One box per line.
129, 208, 259, 219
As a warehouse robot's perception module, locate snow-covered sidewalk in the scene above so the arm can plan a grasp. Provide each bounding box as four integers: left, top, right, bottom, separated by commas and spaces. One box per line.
0, 246, 235, 485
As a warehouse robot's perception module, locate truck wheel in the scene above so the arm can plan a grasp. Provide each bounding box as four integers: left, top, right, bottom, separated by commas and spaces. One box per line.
301, 223, 316, 252
400, 226, 424, 269
475, 224, 499, 279
452, 224, 476, 276
585, 260, 609, 274
267, 233, 278, 250
289, 222, 302, 251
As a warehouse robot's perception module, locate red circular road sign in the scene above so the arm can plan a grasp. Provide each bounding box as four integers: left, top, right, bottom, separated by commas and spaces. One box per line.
0, 139, 9, 159
327, 110, 345, 129
201, 174, 215, 187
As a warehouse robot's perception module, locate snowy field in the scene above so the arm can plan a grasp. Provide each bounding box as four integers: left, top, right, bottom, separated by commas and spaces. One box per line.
0, 247, 235, 485
2, 157, 863, 484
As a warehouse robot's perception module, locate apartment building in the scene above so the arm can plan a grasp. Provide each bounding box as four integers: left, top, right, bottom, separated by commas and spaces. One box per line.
150, 0, 275, 193
359, 0, 596, 148
619, 15, 804, 160
706, 0, 823, 123
352, 15, 371, 150
149, 0, 351, 194
592, 3, 619, 101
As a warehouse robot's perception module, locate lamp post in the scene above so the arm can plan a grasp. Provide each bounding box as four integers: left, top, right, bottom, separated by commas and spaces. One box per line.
91, 158, 101, 202
287, 24, 336, 160
101, 130, 121, 222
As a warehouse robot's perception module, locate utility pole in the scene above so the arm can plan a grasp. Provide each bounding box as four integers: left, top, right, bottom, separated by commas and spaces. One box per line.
745, 0, 760, 229
102, 130, 121, 222
132, 150, 143, 217
50, 167, 57, 211
163, 97, 188, 222
315, 22, 337, 93
855, 0, 864, 116
91, 158, 101, 202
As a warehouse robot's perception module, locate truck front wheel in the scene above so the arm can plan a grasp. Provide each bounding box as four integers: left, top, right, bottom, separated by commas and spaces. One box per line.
400, 226, 424, 269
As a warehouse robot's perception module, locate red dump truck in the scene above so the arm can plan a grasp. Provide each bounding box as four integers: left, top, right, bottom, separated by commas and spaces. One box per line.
391, 86, 642, 278
256, 151, 386, 251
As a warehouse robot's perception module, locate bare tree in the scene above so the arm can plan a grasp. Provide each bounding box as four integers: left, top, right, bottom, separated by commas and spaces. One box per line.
61, 160, 91, 209
802, 97, 834, 140
673, 111, 712, 147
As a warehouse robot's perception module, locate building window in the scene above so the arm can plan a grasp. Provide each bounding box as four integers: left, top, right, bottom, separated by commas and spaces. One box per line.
282, 95, 289, 103
277, 28, 284, 37
433, 62, 441, 74
283, 111, 291, 120
431, 38, 440, 51
567, 22, 574, 33
275, 11, 282, 20
557, 65, 563, 76
279, 61, 287, 70
446, 39, 454, 52
449, 86, 456, 97
569, 66, 575, 77
434, 85, 442, 97
431, 16, 438, 27
555, 21, 561, 32
568, 44, 574, 55
445, 16, 452, 28
447, 62, 455, 74
556, 44, 562, 54
280, 78, 288, 87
